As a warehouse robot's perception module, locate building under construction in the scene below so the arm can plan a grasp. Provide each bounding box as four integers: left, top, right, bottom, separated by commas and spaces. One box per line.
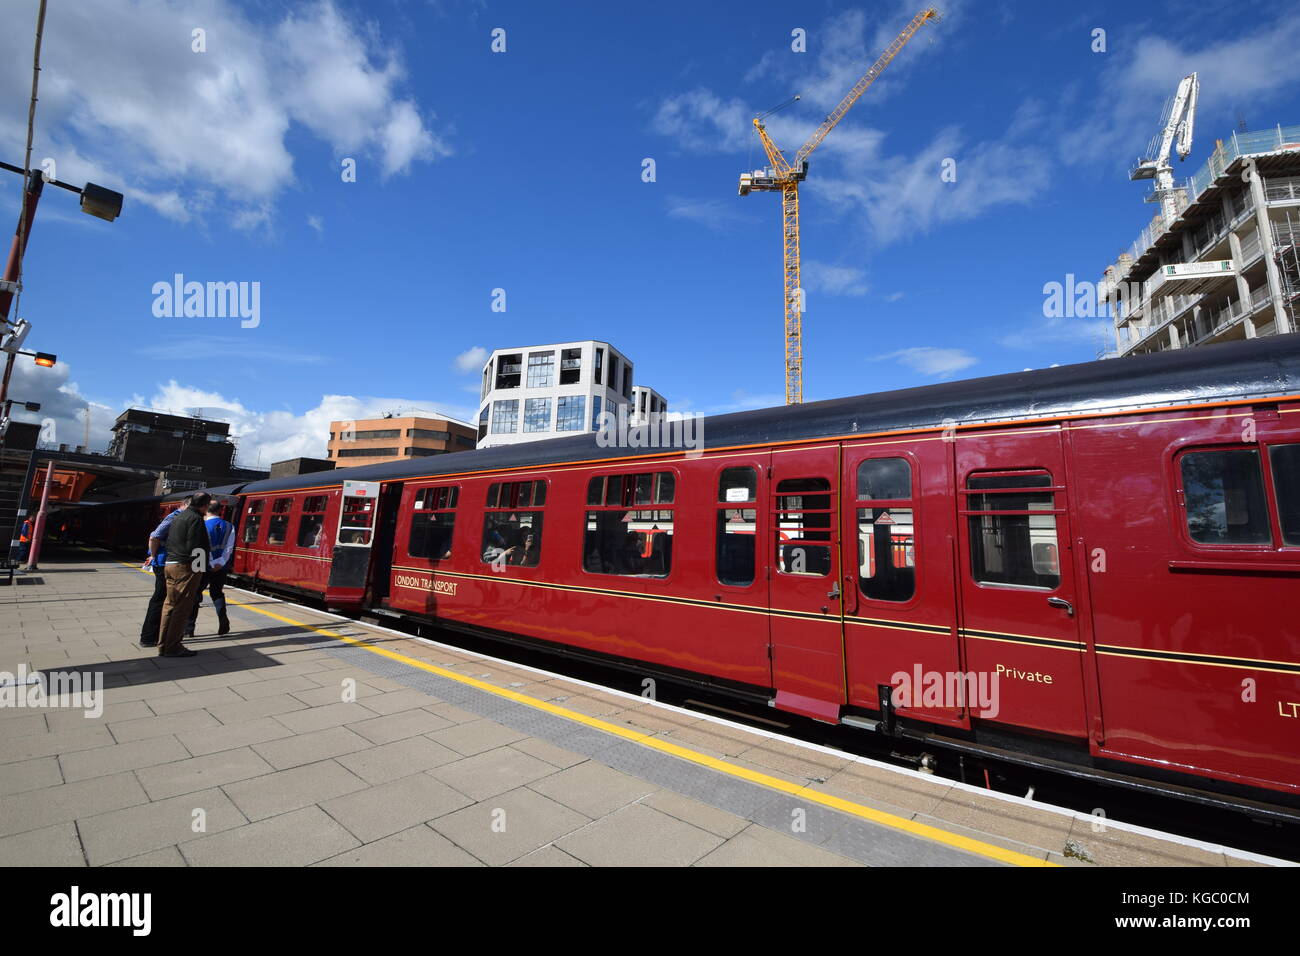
1102, 123, 1300, 357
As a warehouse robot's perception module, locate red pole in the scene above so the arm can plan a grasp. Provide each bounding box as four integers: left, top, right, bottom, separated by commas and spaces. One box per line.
0, 169, 43, 325
24, 458, 55, 570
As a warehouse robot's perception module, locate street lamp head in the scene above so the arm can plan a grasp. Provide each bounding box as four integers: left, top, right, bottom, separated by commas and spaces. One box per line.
33, 352, 55, 367
23, 401, 40, 412
79, 182, 123, 222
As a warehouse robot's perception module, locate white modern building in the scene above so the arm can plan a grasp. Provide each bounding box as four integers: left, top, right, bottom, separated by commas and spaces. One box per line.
477, 340, 662, 448
629, 385, 668, 425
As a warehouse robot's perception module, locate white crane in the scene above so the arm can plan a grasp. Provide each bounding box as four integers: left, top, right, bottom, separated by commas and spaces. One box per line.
1131, 72, 1199, 223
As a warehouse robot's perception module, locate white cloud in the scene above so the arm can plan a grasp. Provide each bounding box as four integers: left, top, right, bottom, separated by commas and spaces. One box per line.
874, 347, 977, 379
453, 346, 487, 373
666, 196, 755, 231
802, 261, 867, 296
0, 0, 448, 228
306, 214, 324, 234
884, 291, 904, 302
143, 380, 477, 469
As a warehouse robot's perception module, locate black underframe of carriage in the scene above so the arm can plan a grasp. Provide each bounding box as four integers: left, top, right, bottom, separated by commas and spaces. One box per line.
867, 709, 1300, 825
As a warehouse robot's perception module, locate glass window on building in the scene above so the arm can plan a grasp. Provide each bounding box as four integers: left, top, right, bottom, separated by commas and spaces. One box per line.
591, 395, 603, 431
495, 353, 522, 390
556, 395, 585, 431
594, 348, 604, 385
622, 365, 633, 400
524, 398, 552, 432
477, 406, 489, 442
560, 347, 582, 385
492, 399, 519, 434
526, 351, 555, 388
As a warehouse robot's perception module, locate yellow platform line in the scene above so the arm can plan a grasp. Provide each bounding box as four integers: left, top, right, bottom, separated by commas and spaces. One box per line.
118, 559, 1051, 867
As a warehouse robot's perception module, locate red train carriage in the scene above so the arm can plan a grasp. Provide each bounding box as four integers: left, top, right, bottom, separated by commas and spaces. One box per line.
86, 336, 1300, 804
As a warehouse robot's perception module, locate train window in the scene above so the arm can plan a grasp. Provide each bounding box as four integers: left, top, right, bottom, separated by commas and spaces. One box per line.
296, 495, 329, 548
718, 467, 757, 503
856, 458, 915, 602
717, 467, 757, 587
266, 497, 294, 545
482, 480, 545, 567
1179, 449, 1271, 545
410, 486, 459, 560
242, 499, 264, 543
775, 478, 832, 577
486, 480, 547, 509
1270, 444, 1300, 546
857, 458, 911, 500
339, 495, 375, 547
964, 471, 1059, 589
584, 471, 675, 577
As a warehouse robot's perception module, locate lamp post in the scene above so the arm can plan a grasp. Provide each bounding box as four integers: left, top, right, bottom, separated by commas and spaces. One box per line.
0, 160, 122, 409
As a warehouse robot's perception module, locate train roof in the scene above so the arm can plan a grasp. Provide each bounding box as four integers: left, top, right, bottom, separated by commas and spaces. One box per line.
239, 333, 1300, 495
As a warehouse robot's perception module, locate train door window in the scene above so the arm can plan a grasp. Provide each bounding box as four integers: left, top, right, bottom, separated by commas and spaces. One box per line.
266, 497, 293, 545
296, 496, 329, 548
242, 499, 264, 543
1269, 444, 1300, 545
716, 467, 757, 587
410, 486, 459, 560
775, 478, 832, 576
583, 472, 675, 577
965, 472, 1060, 589
339, 494, 376, 546
482, 480, 545, 567
1178, 448, 1270, 545
856, 458, 915, 602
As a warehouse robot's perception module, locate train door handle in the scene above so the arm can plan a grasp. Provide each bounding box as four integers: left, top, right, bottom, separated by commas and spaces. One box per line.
1047, 597, 1075, 617
827, 581, 841, 600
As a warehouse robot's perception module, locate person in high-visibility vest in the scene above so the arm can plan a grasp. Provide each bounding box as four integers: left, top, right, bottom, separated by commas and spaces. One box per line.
18, 518, 32, 562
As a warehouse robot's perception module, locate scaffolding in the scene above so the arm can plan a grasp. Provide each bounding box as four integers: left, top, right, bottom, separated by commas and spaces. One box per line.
1276, 209, 1300, 329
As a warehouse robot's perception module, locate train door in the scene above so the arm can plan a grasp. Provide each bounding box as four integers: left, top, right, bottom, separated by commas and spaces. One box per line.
367, 482, 403, 606
955, 428, 1089, 738
768, 445, 845, 722
839, 443, 966, 725
326, 479, 380, 605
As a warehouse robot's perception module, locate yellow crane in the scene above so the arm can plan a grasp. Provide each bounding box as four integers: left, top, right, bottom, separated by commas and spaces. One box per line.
739, 7, 941, 404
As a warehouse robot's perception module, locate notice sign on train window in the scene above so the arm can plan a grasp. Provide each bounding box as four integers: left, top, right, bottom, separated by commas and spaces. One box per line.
875, 511, 895, 525
726, 487, 749, 502
343, 480, 380, 499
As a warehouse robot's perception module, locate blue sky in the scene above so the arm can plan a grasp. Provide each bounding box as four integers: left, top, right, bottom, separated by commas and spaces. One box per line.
2, 0, 1297, 467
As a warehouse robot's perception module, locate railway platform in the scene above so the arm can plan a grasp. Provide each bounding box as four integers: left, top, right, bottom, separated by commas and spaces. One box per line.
0, 550, 1283, 868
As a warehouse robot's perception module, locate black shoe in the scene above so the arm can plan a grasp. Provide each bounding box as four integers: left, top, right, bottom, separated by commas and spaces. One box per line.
217, 616, 230, 636
159, 646, 197, 658
139, 639, 158, 648
182, 630, 195, 639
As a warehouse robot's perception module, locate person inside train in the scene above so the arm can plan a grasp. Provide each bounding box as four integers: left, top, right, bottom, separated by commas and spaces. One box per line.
510, 530, 538, 566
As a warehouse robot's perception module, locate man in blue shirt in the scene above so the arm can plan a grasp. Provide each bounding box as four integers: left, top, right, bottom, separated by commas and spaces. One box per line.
186, 499, 235, 636
139, 498, 189, 647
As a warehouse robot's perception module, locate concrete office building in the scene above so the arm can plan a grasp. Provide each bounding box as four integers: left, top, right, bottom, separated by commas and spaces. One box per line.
327, 414, 476, 466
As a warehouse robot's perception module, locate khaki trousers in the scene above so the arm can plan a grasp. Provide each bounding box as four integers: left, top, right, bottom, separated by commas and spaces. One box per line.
159, 563, 203, 654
